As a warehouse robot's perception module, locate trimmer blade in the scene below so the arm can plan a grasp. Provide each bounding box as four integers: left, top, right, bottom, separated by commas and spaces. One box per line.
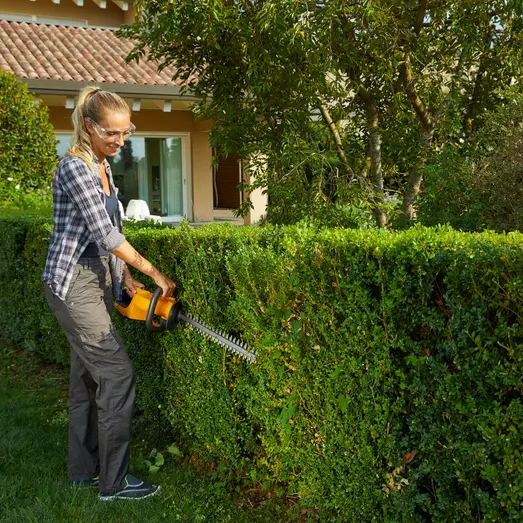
179, 313, 256, 363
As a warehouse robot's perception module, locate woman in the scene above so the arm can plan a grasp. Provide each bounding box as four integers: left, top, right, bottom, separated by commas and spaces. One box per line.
42, 86, 175, 501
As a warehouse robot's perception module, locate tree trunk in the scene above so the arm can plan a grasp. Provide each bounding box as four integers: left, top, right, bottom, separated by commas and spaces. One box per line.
399, 52, 434, 220
368, 122, 388, 228
358, 90, 389, 228
319, 102, 356, 183
399, 54, 433, 153
401, 167, 423, 220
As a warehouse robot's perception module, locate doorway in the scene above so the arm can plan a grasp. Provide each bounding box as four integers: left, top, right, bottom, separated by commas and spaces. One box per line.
213, 151, 242, 209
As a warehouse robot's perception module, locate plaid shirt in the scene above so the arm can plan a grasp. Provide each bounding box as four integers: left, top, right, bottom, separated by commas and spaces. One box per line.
43, 155, 126, 300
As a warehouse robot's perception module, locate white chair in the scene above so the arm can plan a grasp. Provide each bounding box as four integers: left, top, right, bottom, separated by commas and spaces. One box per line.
125, 199, 162, 223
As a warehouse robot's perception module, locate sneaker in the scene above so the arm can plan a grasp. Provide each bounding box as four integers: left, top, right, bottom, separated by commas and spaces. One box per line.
72, 476, 99, 487
98, 474, 160, 501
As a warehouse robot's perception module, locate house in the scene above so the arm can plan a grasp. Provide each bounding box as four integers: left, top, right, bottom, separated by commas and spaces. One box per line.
0, 0, 267, 223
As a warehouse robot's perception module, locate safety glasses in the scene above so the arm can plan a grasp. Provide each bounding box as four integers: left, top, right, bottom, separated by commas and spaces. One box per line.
86, 117, 136, 142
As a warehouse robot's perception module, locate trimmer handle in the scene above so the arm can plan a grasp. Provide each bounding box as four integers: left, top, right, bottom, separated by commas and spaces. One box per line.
145, 287, 183, 333
145, 287, 164, 332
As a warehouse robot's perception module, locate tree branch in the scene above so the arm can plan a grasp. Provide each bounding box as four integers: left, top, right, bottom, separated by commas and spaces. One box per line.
463, 29, 494, 136
318, 102, 356, 182
355, 86, 389, 227
413, 0, 428, 34
399, 53, 434, 151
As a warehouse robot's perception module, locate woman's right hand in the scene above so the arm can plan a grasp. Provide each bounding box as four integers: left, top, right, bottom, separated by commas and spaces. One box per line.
112, 240, 177, 297
153, 271, 176, 297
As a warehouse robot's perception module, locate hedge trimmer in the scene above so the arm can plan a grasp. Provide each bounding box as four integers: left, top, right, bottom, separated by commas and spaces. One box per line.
115, 287, 256, 363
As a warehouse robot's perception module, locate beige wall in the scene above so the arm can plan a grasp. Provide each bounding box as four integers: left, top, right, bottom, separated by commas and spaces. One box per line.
48, 105, 214, 222
123, 5, 135, 25
191, 131, 213, 222
242, 156, 268, 225
131, 109, 211, 134
0, 0, 131, 27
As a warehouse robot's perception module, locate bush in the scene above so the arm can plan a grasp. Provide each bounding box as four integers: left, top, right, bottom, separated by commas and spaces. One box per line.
0, 70, 57, 209
418, 90, 523, 232
416, 145, 483, 231
471, 94, 523, 232
1, 214, 522, 521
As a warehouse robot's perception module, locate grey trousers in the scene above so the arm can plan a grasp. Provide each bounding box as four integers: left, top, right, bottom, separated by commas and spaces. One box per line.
44, 257, 135, 494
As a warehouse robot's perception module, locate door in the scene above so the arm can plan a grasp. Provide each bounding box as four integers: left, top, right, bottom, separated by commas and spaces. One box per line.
160, 138, 183, 216
213, 151, 242, 209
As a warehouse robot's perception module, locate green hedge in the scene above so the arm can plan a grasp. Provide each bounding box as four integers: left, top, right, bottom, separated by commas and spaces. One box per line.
1, 213, 522, 521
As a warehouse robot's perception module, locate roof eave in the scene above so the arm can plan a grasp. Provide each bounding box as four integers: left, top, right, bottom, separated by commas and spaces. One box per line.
23, 78, 201, 101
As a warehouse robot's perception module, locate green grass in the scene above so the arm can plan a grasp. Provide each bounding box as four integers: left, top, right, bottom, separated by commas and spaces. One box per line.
0, 342, 302, 523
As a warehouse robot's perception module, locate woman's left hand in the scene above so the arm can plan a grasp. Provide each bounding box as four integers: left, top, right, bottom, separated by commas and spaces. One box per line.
123, 268, 145, 297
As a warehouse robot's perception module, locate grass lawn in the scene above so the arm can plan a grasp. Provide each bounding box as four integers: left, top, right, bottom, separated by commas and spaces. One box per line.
0, 341, 303, 523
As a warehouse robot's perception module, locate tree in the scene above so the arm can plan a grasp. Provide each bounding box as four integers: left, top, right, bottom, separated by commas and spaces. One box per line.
381, 0, 523, 220
119, 0, 523, 227
0, 70, 57, 209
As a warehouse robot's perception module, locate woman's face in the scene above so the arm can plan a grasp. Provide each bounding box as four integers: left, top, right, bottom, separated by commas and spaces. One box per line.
86, 111, 132, 159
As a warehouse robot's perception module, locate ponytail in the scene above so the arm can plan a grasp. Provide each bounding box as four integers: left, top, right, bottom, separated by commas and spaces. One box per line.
68, 86, 131, 172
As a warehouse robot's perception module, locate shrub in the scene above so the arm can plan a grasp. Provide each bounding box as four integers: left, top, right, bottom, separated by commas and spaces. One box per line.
416, 145, 483, 231
418, 90, 523, 232
471, 94, 523, 232
0, 70, 57, 209
1, 214, 522, 521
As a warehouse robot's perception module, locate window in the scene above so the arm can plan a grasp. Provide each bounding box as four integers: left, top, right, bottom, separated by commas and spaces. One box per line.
108, 137, 184, 217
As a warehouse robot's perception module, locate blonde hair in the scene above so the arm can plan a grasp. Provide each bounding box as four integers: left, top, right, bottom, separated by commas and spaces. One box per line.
68, 86, 131, 171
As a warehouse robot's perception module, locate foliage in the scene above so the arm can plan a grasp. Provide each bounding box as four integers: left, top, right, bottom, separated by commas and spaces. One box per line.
415, 145, 483, 231
1, 214, 522, 520
0, 70, 57, 209
0, 189, 53, 213
470, 94, 523, 231
418, 91, 523, 232
119, 1, 523, 227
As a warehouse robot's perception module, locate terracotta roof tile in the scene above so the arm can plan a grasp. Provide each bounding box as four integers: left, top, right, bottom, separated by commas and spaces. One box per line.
0, 20, 183, 86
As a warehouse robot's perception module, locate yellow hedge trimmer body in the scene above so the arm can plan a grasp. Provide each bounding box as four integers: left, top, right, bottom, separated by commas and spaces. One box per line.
115, 287, 256, 363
